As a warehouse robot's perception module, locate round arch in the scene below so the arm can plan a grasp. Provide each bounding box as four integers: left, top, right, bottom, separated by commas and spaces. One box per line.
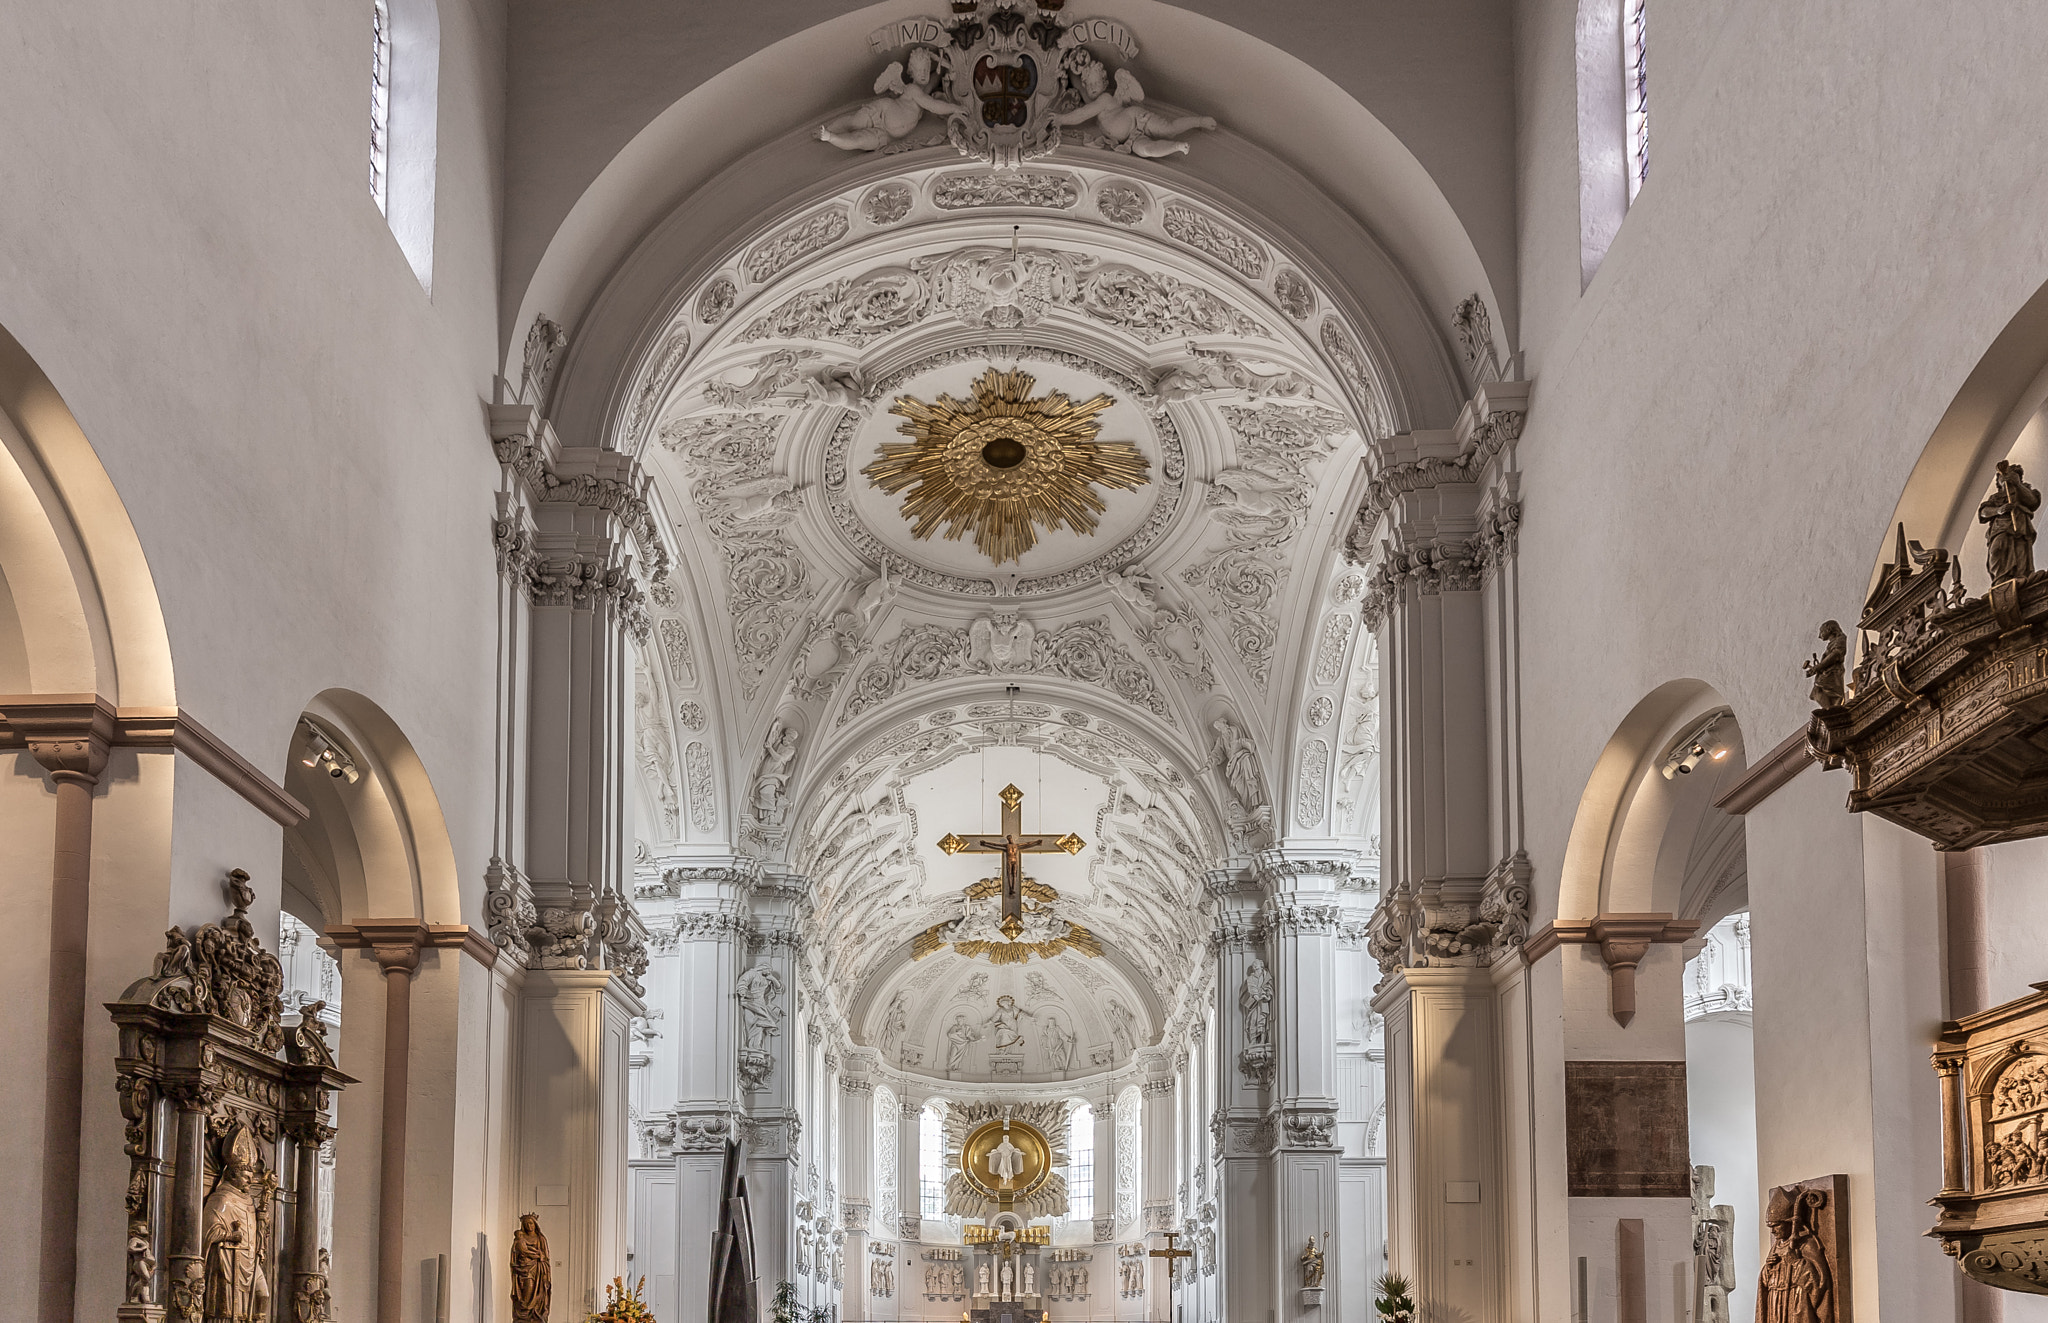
281, 687, 462, 927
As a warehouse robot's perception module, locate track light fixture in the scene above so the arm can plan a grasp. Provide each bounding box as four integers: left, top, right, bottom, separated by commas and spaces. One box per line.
1661, 712, 1733, 780
298, 721, 362, 784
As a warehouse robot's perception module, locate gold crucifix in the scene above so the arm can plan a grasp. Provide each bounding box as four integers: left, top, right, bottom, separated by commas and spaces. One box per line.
1148, 1231, 1193, 1280
937, 784, 1084, 939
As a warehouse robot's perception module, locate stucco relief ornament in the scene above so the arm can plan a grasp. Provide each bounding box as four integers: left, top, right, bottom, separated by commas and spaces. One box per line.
827, 7, 1194, 169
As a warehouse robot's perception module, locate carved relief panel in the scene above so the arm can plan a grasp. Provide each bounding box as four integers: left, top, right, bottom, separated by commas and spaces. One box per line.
1934, 984, 2048, 1294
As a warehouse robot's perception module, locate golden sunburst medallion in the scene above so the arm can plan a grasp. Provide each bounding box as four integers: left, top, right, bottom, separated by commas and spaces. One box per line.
863, 367, 1150, 564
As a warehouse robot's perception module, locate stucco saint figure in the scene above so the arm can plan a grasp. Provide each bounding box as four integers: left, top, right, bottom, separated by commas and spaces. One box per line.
819, 47, 961, 151
1982, 459, 2043, 584
1300, 1236, 1325, 1289
1756, 1189, 1830, 1323
1023, 1260, 1035, 1295
1210, 714, 1271, 828
512, 1213, 551, 1323
1053, 52, 1215, 157
978, 1260, 992, 1296
735, 965, 785, 1053
1105, 996, 1138, 1057
984, 994, 1035, 1051
1240, 953, 1274, 1046
753, 720, 800, 823
878, 990, 909, 1056
202, 1129, 269, 1323
987, 1133, 1026, 1186
999, 1256, 1015, 1300
1803, 620, 1847, 708
1042, 1010, 1077, 1071
945, 1012, 983, 1070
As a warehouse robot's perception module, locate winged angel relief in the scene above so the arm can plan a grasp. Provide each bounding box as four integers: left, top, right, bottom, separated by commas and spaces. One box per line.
820, 4, 1215, 167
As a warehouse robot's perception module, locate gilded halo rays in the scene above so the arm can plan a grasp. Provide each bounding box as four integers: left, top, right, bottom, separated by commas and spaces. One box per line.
863, 367, 1150, 564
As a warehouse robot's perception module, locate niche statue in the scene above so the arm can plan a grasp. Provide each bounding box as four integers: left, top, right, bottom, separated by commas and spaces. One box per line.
512, 1212, 552, 1323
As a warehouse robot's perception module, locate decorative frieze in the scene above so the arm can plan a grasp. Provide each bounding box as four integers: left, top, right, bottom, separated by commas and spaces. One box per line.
1277, 1107, 1339, 1150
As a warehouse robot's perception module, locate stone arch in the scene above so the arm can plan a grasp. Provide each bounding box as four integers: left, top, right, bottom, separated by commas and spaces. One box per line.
281, 687, 462, 928
515, 2, 1499, 440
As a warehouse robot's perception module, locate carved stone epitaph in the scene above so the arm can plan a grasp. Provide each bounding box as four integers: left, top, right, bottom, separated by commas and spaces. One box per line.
1757, 1175, 1849, 1322
106, 871, 354, 1323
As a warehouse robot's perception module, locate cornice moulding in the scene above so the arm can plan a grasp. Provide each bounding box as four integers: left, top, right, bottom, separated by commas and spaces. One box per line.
0, 694, 307, 826
1711, 728, 1813, 816
327, 920, 501, 969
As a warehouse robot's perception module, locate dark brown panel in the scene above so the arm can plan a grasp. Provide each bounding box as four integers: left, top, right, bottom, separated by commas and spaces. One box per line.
1565, 1060, 1692, 1197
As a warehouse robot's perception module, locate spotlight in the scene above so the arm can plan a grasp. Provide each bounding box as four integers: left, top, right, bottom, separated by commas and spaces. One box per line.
1661, 712, 1732, 780
299, 722, 362, 784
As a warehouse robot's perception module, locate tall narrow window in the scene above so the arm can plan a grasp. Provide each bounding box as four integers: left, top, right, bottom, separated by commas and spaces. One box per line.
1066, 1102, 1095, 1222
1623, 0, 1649, 199
919, 1101, 947, 1217
369, 0, 392, 213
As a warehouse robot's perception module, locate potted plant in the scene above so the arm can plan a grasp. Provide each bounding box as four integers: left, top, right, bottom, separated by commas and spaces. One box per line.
1374, 1272, 1416, 1323
770, 1281, 803, 1323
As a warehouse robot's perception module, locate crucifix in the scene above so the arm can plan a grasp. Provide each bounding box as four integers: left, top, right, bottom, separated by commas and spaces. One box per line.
937, 783, 1085, 940
1148, 1231, 1193, 1284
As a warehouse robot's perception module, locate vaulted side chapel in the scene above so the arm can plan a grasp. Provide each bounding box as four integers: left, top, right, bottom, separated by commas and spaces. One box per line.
6, 4, 2048, 1323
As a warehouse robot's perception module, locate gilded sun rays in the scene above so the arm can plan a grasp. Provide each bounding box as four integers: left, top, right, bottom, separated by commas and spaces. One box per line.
862, 367, 1150, 564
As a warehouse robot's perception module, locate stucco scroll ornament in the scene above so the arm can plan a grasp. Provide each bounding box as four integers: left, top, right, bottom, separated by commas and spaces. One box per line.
138, 868, 288, 1055
1104, 566, 1210, 687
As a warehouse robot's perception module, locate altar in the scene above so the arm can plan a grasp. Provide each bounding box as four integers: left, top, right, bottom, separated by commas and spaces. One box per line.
972, 1308, 1045, 1323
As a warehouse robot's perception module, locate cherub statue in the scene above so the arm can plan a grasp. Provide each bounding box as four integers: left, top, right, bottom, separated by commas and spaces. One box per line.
1054, 52, 1215, 158
819, 47, 961, 152
1804, 620, 1847, 709
855, 558, 900, 626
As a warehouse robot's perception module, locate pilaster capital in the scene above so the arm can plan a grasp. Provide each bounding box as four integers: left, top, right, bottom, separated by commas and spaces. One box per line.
0, 694, 117, 785
1263, 896, 1343, 937
326, 920, 499, 975
1251, 848, 1355, 894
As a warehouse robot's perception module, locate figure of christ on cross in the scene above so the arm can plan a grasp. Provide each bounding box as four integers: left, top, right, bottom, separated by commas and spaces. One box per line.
937, 784, 1085, 938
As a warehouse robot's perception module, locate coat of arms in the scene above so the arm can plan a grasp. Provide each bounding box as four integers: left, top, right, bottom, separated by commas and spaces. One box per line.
819, 2, 1215, 168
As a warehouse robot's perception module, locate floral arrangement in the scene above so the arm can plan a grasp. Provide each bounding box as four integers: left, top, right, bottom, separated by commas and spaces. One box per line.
1374, 1272, 1416, 1323
588, 1276, 657, 1323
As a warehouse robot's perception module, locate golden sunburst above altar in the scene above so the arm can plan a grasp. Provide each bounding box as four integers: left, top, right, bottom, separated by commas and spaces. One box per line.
863, 367, 1150, 564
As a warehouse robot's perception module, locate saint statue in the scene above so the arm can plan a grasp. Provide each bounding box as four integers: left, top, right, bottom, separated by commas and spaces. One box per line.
945, 1012, 983, 1071
735, 965, 785, 1054
202, 1127, 270, 1323
977, 1259, 992, 1296
1803, 621, 1848, 709
1241, 953, 1274, 1046
984, 994, 1034, 1051
987, 1132, 1026, 1187
1042, 1011, 1077, 1071
512, 1212, 552, 1323
1023, 1260, 1036, 1295
1300, 1236, 1325, 1289
1756, 1188, 1830, 1323
999, 1256, 1015, 1301
1981, 460, 2043, 585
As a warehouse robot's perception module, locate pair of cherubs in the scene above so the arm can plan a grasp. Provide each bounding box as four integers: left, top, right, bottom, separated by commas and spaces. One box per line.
819, 44, 1214, 158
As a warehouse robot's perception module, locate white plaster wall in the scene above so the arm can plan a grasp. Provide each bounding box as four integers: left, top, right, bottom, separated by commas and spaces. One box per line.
1682, 1017, 1756, 1323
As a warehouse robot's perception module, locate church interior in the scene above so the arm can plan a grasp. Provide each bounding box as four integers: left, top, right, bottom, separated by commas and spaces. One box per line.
6, 3, 2048, 1322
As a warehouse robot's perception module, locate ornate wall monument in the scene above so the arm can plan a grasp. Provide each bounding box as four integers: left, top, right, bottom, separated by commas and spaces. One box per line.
105, 870, 353, 1323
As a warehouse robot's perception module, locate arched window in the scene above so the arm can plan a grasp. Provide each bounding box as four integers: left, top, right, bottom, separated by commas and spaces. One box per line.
1624, 0, 1650, 199
874, 1086, 899, 1232
1066, 1102, 1095, 1222
919, 1101, 947, 1217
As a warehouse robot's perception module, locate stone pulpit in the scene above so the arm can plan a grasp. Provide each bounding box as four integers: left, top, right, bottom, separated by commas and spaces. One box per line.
106, 871, 354, 1323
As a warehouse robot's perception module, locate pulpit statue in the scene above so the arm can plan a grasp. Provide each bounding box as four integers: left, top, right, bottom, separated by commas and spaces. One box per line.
1981, 460, 2042, 584
1803, 621, 1847, 709
512, 1213, 552, 1323
1757, 1188, 1831, 1323
202, 1127, 271, 1321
